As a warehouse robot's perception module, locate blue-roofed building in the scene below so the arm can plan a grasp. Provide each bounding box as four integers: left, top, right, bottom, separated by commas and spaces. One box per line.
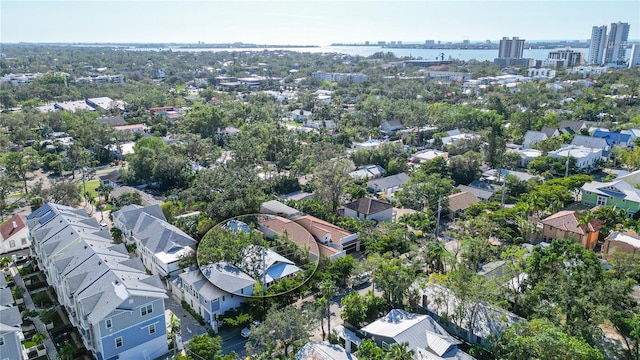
592, 130, 633, 148
223, 219, 250, 233
240, 245, 302, 286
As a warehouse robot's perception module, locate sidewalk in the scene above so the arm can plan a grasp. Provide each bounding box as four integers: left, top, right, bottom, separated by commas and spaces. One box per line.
11, 264, 59, 360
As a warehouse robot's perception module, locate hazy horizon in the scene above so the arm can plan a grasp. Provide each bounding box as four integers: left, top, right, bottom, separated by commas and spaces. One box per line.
1, 1, 639, 45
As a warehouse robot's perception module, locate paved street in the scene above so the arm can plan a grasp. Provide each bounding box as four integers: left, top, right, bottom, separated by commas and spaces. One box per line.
165, 293, 208, 343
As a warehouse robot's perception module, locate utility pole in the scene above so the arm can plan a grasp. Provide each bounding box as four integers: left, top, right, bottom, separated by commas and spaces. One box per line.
434, 197, 442, 241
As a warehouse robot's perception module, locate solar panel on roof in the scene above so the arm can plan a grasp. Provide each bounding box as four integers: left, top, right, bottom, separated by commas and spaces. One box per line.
39, 211, 56, 225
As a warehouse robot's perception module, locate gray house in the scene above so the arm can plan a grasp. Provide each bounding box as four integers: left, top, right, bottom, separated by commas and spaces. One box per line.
0, 305, 23, 360
360, 309, 475, 359
380, 120, 404, 135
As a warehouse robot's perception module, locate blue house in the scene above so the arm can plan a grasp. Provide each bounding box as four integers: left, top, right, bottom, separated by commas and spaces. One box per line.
592, 130, 633, 149
27, 203, 169, 360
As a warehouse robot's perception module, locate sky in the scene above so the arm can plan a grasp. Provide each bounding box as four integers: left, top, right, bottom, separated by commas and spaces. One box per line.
1, 1, 639, 45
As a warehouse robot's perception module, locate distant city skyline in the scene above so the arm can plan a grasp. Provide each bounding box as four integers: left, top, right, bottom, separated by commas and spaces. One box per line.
1, 1, 639, 45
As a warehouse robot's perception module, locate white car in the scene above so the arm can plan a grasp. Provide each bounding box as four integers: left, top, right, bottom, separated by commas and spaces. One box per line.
240, 321, 261, 338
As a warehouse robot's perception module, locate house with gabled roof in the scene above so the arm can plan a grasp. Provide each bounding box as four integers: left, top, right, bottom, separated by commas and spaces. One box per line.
350, 165, 385, 180
367, 172, 409, 197
0, 214, 29, 255
293, 214, 361, 253
26, 203, 169, 360
343, 197, 394, 222
112, 205, 197, 278
447, 192, 481, 219
240, 245, 302, 286
380, 119, 404, 135
360, 309, 475, 359
581, 179, 640, 218
559, 120, 588, 134
571, 135, 609, 153
418, 281, 521, 348
0, 305, 24, 360
259, 216, 343, 261
171, 265, 254, 329
592, 130, 632, 147
523, 130, 548, 149
603, 231, 640, 256
537, 210, 603, 249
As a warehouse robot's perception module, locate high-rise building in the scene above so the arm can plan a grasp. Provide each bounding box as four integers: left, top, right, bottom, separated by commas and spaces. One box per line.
498, 37, 525, 59
604, 22, 630, 65
588, 25, 608, 64
548, 49, 584, 66
629, 44, 640, 69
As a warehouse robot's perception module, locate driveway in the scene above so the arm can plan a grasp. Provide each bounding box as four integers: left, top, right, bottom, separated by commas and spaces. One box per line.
165, 294, 208, 343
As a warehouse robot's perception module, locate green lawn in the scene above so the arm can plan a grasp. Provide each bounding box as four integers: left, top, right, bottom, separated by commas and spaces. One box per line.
78, 180, 100, 199
285, 121, 302, 127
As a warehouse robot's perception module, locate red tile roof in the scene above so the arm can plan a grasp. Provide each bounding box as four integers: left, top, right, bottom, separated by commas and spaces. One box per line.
540, 210, 603, 235
1, 214, 27, 241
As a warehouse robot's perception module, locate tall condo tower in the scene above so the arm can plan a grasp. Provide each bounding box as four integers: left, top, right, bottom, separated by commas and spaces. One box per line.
604, 21, 630, 65
588, 25, 608, 64
498, 37, 525, 59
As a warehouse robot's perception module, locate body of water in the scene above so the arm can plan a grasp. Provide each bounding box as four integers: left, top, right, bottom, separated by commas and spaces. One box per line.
127, 45, 593, 62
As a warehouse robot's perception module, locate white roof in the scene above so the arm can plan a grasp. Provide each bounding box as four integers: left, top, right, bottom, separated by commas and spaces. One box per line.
548, 145, 602, 159
608, 232, 640, 248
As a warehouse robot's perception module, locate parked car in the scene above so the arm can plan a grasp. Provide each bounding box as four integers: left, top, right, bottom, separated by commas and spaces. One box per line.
351, 272, 371, 288
240, 320, 261, 338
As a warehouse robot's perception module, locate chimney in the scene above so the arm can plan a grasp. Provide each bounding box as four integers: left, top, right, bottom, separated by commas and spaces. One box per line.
12, 221, 17, 229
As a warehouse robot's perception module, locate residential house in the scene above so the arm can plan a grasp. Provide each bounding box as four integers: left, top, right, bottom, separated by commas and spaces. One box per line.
281, 191, 314, 202
513, 148, 543, 167
296, 342, 358, 360
540, 126, 560, 138
523, 130, 547, 149
112, 205, 197, 278
441, 131, 481, 147
0, 214, 29, 255
559, 120, 588, 134
360, 309, 474, 359
260, 200, 360, 254
548, 145, 602, 170
418, 282, 521, 347
367, 172, 409, 197
349, 165, 385, 180
411, 149, 448, 163
239, 245, 302, 287
26, 203, 169, 360
170, 265, 254, 329
482, 169, 540, 183
570, 135, 609, 153
581, 179, 640, 217
592, 130, 633, 149
343, 198, 393, 222
294, 214, 360, 253
0, 305, 24, 360
621, 128, 640, 143
352, 138, 383, 150
259, 216, 344, 261
97, 116, 126, 127
456, 185, 494, 202
114, 124, 148, 133
615, 169, 640, 187
303, 119, 336, 130
602, 231, 640, 256
447, 192, 481, 219
291, 109, 312, 122
537, 210, 603, 249
99, 170, 119, 189
380, 120, 404, 135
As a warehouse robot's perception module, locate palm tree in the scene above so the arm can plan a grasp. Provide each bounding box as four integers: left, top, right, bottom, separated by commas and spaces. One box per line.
424, 241, 447, 273
385, 342, 415, 360
577, 211, 593, 249
319, 279, 337, 338
315, 297, 327, 341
